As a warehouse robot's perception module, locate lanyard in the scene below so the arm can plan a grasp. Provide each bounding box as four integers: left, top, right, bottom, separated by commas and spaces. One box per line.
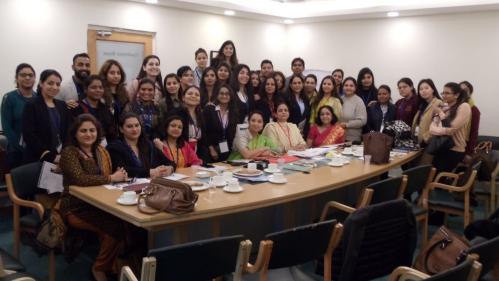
217, 109, 229, 140
277, 122, 292, 147
166, 141, 179, 165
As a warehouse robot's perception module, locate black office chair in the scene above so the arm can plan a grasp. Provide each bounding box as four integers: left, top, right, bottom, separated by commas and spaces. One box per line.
403, 165, 437, 245
369, 175, 408, 204
466, 235, 499, 280
0, 247, 38, 281
388, 254, 482, 281
319, 199, 417, 281
120, 235, 250, 281
244, 219, 343, 281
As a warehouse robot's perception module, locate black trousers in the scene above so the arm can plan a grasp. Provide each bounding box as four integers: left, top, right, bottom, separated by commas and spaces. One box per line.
432, 149, 465, 173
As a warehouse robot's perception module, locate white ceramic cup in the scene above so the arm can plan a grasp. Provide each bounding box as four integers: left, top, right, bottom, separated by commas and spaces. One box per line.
227, 178, 240, 190
222, 171, 233, 181
247, 162, 257, 171
331, 157, 343, 166
268, 163, 278, 171
343, 147, 353, 154
211, 175, 226, 186
122, 191, 137, 202
364, 155, 372, 165
272, 173, 285, 182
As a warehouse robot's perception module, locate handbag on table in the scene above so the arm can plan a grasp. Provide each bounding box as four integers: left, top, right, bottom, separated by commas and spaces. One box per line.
414, 226, 470, 275
138, 178, 198, 215
363, 132, 393, 164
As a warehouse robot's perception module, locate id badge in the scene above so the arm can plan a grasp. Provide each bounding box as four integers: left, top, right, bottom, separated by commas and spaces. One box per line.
219, 141, 229, 153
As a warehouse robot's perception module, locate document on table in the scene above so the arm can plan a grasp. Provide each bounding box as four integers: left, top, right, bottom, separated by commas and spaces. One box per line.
287, 147, 333, 158
103, 178, 150, 190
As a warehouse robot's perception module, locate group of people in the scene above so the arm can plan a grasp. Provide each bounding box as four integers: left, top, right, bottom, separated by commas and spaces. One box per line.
0, 39, 480, 280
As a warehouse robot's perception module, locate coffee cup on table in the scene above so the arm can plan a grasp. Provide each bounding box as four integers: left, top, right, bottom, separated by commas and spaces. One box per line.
222, 171, 233, 182
268, 163, 278, 172
227, 178, 240, 190
247, 162, 257, 171
272, 173, 285, 182
121, 191, 137, 203
211, 175, 226, 187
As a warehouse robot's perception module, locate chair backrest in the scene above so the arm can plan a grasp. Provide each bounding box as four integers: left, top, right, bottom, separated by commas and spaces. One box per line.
368, 176, 407, 205
265, 219, 340, 270
455, 161, 481, 187
467, 235, 499, 278
403, 165, 435, 199
9, 162, 42, 199
148, 235, 244, 281
425, 255, 480, 281
330, 199, 417, 281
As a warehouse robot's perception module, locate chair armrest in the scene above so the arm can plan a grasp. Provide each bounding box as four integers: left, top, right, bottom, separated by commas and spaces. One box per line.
492, 163, 499, 179
244, 240, 272, 274
430, 182, 469, 193
320, 201, 355, 221
120, 266, 138, 281
435, 172, 461, 186
5, 174, 44, 219
387, 266, 430, 281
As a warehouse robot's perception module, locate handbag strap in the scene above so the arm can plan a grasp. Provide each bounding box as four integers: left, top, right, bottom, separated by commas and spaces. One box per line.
423, 235, 453, 274
137, 190, 177, 214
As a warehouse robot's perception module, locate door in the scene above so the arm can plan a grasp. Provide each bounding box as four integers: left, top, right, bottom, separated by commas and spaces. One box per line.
87, 29, 153, 84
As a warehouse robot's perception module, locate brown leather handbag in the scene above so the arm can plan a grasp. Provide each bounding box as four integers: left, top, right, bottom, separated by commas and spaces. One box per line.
414, 226, 470, 275
138, 178, 198, 215
362, 132, 393, 164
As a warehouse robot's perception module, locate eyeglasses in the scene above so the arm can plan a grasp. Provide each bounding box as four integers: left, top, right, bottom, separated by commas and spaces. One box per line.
18, 73, 34, 78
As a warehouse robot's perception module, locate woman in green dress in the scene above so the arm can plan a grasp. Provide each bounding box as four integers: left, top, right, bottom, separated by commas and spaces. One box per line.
228, 110, 278, 160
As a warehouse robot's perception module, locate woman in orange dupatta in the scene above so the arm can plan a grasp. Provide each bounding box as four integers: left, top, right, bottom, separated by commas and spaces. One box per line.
307, 105, 345, 147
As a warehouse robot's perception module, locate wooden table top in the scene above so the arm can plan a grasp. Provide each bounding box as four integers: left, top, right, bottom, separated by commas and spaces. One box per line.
69, 151, 419, 229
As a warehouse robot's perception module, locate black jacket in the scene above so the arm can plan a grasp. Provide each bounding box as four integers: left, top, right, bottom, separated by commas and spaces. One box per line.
203, 104, 237, 161
106, 139, 175, 178
284, 93, 311, 136
72, 100, 117, 141
22, 96, 72, 163
366, 102, 396, 132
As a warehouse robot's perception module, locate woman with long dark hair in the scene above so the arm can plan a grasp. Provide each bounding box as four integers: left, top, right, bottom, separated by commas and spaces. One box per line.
154, 115, 202, 168
356, 67, 377, 106
22, 69, 72, 163
193, 48, 208, 87
230, 64, 253, 124
254, 76, 281, 124
199, 67, 218, 107
412, 79, 442, 146
98, 59, 129, 127
366, 85, 396, 132
216, 62, 231, 85
123, 79, 160, 139
210, 40, 239, 69
107, 112, 175, 178
430, 82, 471, 172
203, 85, 238, 162
285, 74, 311, 135
128, 55, 164, 104
1, 63, 36, 169
395, 77, 419, 126
310, 75, 342, 125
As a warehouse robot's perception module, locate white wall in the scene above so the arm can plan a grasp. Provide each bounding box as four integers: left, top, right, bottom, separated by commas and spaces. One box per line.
286, 11, 499, 136
1, 0, 497, 135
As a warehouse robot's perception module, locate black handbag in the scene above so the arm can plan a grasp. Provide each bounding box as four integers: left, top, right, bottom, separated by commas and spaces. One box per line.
425, 119, 454, 155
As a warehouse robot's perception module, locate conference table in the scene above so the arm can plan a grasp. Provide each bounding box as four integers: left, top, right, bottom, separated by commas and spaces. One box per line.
69, 150, 419, 248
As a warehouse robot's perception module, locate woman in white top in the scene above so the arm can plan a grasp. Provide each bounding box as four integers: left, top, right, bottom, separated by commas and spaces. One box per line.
263, 101, 306, 154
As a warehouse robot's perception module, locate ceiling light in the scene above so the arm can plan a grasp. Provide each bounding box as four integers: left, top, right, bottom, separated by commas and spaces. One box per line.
387, 11, 399, 17
224, 10, 235, 16
145, 0, 158, 3
283, 19, 294, 24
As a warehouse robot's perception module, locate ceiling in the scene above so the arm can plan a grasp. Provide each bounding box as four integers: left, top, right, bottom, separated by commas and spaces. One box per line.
130, 0, 499, 23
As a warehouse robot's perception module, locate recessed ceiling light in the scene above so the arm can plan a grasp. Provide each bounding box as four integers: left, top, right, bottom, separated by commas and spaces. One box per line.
284, 19, 294, 24
145, 0, 158, 3
224, 10, 235, 16
387, 11, 399, 17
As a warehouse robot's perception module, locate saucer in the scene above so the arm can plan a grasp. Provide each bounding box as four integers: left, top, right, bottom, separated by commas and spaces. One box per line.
212, 181, 227, 187
264, 168, 281, 173
223, 186, 244, 193
195, 171, 212, 178
268, 176, 287, 184
328, 162, 344, 167
182, 180, 210, 192
341, 151, 353, 156
117, 197, 138, 206
353, 152, 364, 157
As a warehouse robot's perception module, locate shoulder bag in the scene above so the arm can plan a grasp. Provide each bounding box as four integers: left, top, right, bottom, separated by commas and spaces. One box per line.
363, 132, 393, 164
138, 178, 198, 215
